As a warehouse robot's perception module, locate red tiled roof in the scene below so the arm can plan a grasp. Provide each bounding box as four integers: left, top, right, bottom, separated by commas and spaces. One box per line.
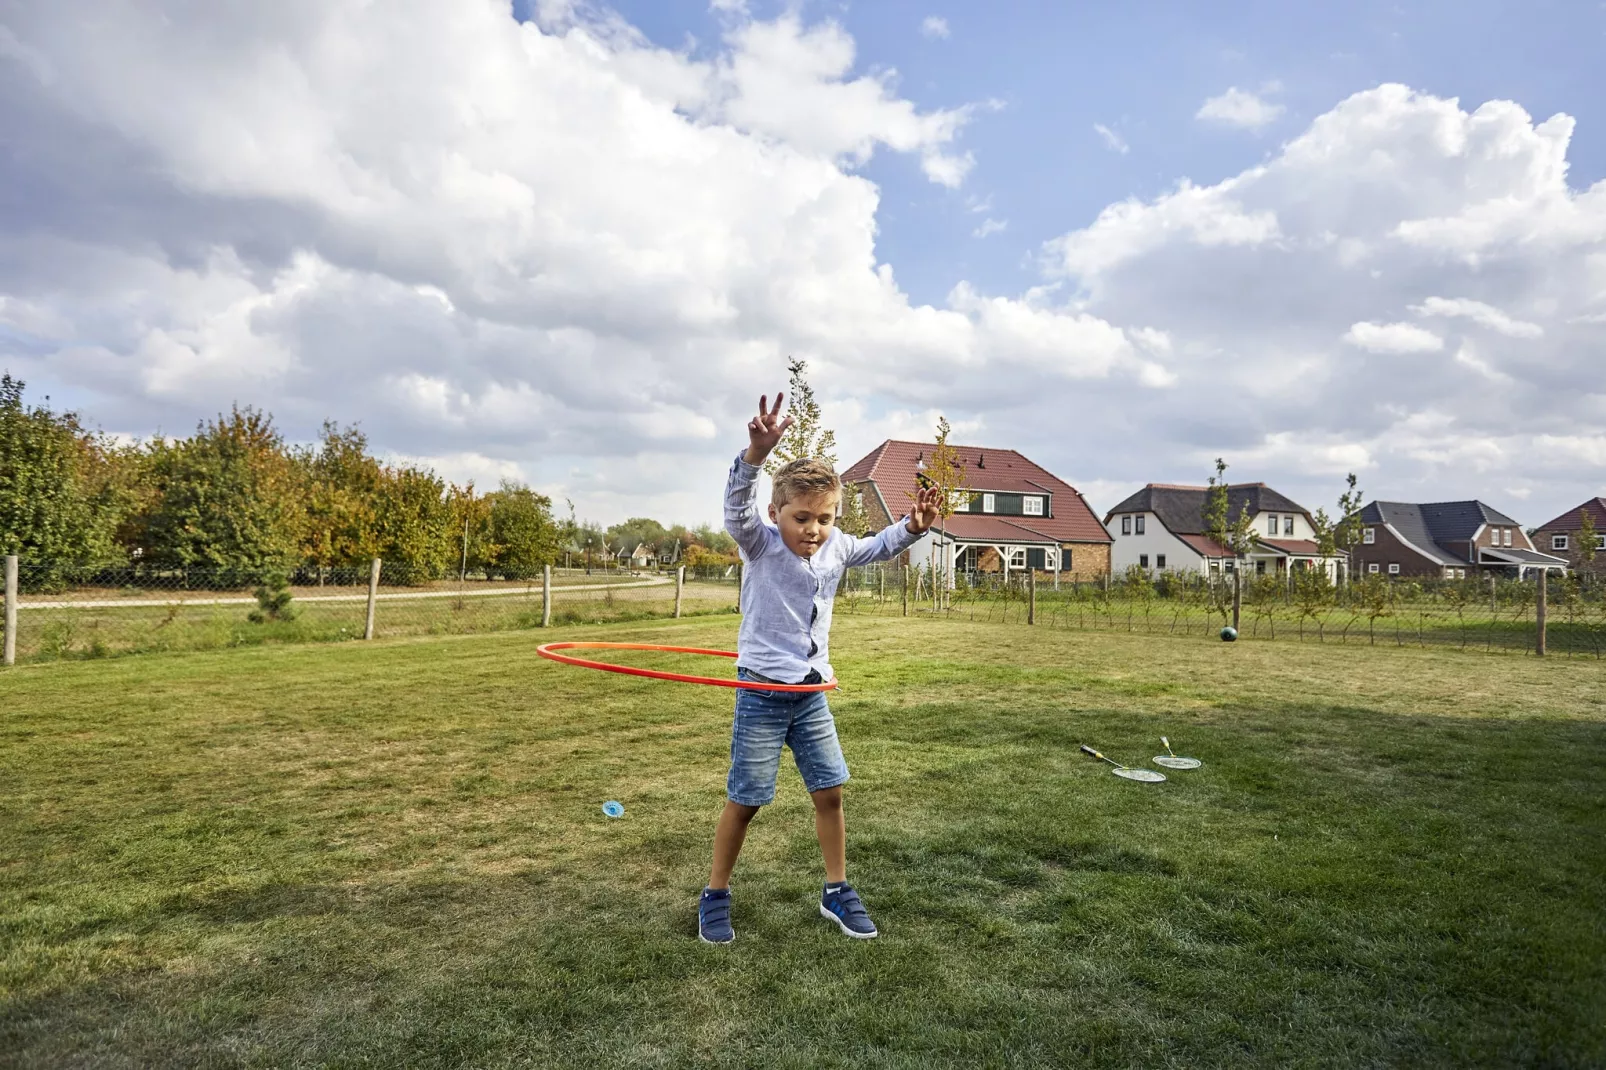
941, 516, 1060, 544
1534, 497, 1606, 532
842, 439, 1111, 543
1176, 533, 1232, 558
1259, 539, 1323, 556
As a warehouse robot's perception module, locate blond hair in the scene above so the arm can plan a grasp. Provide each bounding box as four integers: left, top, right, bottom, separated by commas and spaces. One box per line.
771, 458, 842, 507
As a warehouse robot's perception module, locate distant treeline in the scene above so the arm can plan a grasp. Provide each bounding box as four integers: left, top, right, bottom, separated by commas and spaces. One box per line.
0, 374, 738, 586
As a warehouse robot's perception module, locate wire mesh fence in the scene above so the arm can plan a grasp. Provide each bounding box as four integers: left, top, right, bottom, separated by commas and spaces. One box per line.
1, 559, 740, 664
833, 564, 1606, 659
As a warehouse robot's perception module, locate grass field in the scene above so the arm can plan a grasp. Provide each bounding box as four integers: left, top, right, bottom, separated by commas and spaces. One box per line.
2, 618, 1603, 1067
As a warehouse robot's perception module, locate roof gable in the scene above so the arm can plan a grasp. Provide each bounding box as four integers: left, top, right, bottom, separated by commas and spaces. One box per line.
1535, 496, 1606, 532
1104, 483, 1312, 535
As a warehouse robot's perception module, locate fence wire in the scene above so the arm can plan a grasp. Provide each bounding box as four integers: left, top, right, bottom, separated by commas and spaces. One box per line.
2, 560, 740, 664
4, 559, 1602, 665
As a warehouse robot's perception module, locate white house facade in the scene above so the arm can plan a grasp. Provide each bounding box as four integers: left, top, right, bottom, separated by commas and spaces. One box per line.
1104, 483, 1339, 578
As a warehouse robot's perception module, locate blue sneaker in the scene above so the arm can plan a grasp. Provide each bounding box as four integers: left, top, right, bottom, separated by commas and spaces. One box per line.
820, 882, 878, 939
699, 887, 734, 944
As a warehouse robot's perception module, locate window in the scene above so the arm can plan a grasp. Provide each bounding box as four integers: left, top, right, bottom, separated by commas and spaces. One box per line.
1134, 515, 1145, 534
1024, 496, 1043, 516
1139, 554, 1149, 568
1008, 548, 1026, 568
1503, 528, 1513, 546
1388, 563, 1400, 575
1363, 527, 1376, 545
1598, 535, 1606, 551
1256, 560, 1266, 574
952, 494, 969, 512
1223, 559, 1236, 573
1268, 515, 1279, 536
1121, 516, 1132, 535
1552, 534, 1569, 551
1063, 548, 1073, 569
1284, 515, 1294, 535
1156, 554, 1166, 569
982, 493, 995, 514
1026, 548, 1047, 570
1368, 563, 1380, 574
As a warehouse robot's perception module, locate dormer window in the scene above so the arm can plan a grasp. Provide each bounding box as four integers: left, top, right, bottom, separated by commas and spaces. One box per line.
982, 493, 995, 513
1024, 496, 1043, 516
952, 494, 969, 513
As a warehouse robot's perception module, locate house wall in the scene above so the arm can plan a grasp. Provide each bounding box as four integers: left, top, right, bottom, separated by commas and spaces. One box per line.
1474, 522, 1534, 552
1108, 513, 1198, 573
1059, 542, 1111, 580
1248, 509, 1317, 541
1350, 524, 1444, 578
1535, 523, 1606, 569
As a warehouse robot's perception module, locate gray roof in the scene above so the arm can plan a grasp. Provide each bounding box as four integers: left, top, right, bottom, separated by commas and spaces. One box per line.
1481, 546, 1569, 567
1359, 500, 1527, 566
1104, 483, 1310, 535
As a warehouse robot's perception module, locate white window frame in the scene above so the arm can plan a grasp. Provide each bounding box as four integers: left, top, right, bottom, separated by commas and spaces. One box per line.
952, 494, 969, 513
1007, 548, 1026, 569
1368, 563, 1380, 574
1121, 515, 1131, 535
982, 493, 995, 514
1552, 534, 1569, 551
1024, 496, 1043, 517
1597, 534, 1606, 551
1388, 563, 1400, 575
1134, 514, 1145, 534
1363, 527, 1376, 545
1284, 515, 1294, 535
1503, 528, 1513, 546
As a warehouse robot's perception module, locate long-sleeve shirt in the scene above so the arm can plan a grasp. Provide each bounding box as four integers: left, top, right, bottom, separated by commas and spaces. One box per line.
724, 453, 921, 683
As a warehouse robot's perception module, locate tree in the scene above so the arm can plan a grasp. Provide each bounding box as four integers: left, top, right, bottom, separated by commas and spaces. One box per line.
911, 416, 969, 609
765, 357, 837, 474
297, 422, 383, 580
1201, 458, 1259, 624
837, 483, 871, 536
136, 406, 305, 582
371, 464, 456, 582
0, 374, 126, 583
484, 481, 560, 579
606, 517, 670, 563
1312, 473, 1365, 585
1578, 508, 1598, 575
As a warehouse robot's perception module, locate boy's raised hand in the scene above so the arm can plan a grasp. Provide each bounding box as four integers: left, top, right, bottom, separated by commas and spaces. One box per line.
908, 484, 943, 534
744, 393, 793, 465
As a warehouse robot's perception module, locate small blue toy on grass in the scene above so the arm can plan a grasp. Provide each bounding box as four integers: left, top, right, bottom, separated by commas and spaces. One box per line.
1220, 626, 1238, 642
602, 800, 625, 818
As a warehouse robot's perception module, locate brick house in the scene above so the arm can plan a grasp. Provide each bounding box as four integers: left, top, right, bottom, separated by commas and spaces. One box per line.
1352, 500, 1567, 578
840, 440, 1112, 581
1532, 497, 1606, 571
1103, 483, 1337, 578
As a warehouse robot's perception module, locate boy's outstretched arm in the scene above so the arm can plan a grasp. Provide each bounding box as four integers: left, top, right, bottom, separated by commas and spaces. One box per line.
725, 392, 795, 560
841, 485, 944, 568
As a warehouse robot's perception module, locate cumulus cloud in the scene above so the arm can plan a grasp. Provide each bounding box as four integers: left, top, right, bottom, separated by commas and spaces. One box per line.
1196, 86, 1284, 129
920, 16, 950, 39
1, 1, 1603, 529
1343, 321, 1445, 353
1093, 123, 1129, 155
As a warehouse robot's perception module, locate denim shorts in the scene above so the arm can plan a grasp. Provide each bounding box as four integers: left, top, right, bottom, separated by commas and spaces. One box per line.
726, 668, 851, 806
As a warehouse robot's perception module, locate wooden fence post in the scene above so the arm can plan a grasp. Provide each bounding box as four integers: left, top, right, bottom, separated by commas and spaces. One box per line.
674, 565, 684, 619
3, 555, 16, 667
901, 564, 909, 617
1232, 567, 1242, 632
1535, 568, 1547, 657
364, 557, 381, 640
543, 564, 553, 627
1028, 567, 1036, 625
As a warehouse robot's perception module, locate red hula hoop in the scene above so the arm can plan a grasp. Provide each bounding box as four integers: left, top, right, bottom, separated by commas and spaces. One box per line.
535, 642, 838, 692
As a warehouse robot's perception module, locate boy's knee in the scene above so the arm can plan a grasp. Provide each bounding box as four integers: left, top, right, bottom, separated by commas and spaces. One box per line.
810, 786, 843, 813
726, 801, 762, 823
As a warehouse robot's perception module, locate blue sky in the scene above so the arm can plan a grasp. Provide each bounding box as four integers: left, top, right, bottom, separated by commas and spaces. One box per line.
3, 0, 1605, 527
606, 0, 1606, 306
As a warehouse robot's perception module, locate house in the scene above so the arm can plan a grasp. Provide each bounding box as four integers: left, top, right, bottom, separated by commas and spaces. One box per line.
1530, 497, 1606, 571
627, 543, 658, 569
840, 440, 1112, 581
1103, 483, 1336, 577
1351, 501, 1567, 578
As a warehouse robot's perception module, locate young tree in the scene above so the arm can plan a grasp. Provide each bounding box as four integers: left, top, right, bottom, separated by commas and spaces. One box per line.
484, 481, 560, 579
1578, 508, 1598, 575
371, 464, 456, 582
911, 416, 969, 609
1201, 458, 1259, 625
764, 357, 837, 474
837, 482, 871, 536
1311, 473, 1365, 585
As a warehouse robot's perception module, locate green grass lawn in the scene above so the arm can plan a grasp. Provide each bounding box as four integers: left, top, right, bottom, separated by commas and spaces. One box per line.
2, 618, 1603, 1067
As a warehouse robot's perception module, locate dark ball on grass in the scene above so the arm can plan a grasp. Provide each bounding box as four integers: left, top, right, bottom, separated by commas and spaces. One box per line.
1220, 626, 1238, 642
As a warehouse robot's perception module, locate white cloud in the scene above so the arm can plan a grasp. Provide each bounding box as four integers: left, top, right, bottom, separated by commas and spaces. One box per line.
920, 16, 950, 39
1093, 123, 1129, 155
972, 218, 1007, 238
1411, 296, 1543, 338
2, 1, 1604, 531
1196, 86, 1285, 130
1343, 321, 1446, 353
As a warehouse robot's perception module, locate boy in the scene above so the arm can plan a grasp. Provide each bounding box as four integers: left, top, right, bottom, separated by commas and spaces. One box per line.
699, 392, 941, 944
